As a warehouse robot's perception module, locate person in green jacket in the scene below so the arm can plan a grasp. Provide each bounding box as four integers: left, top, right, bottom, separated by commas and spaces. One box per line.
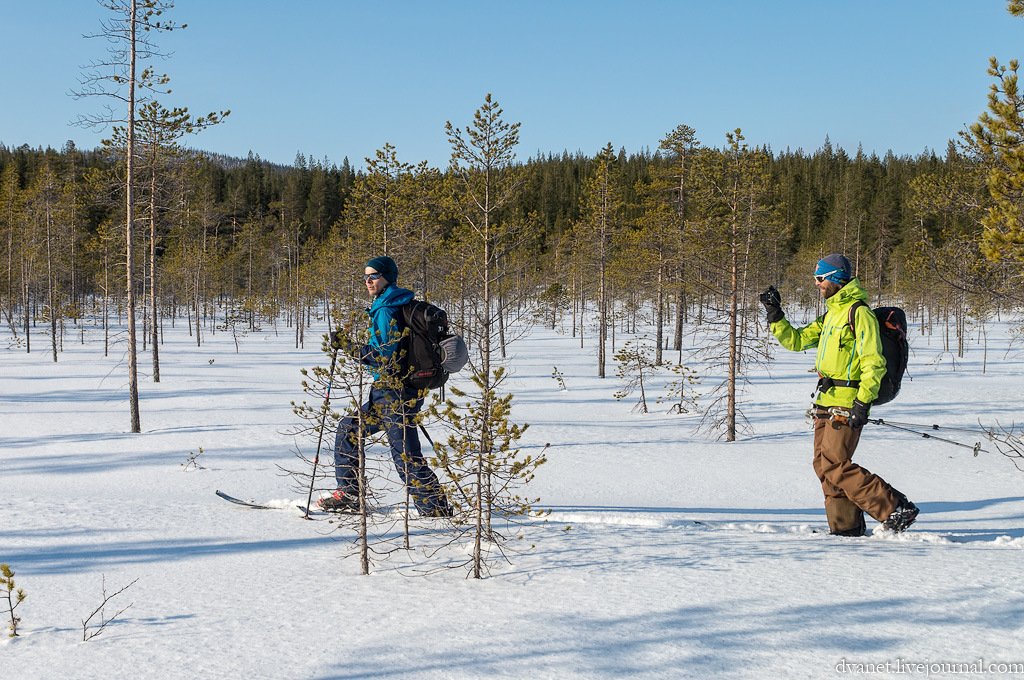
759, 254, 918, 536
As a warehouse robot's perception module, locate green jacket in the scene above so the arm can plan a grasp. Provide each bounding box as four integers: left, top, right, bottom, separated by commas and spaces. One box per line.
769, 278, 886, 408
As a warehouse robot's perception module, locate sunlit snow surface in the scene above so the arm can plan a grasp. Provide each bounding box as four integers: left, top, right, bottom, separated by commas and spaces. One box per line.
2, 317, 1024, 679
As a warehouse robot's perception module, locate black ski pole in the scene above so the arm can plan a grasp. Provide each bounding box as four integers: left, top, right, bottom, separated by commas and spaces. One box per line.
418, 422, 435, 450
870, 419, 993, 437
870, 418, 987, 456
302, 345, 339, 518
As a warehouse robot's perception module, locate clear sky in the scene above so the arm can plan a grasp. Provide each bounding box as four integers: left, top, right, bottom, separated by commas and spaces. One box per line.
1, 1, 1021, 169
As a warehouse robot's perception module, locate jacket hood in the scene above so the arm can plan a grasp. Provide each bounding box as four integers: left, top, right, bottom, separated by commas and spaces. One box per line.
825, 278, 869, 312
370, 284, 415, 313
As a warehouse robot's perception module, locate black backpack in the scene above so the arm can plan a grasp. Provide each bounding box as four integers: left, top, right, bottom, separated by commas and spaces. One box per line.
399, 300, 457, 392
848, 302, 909, 406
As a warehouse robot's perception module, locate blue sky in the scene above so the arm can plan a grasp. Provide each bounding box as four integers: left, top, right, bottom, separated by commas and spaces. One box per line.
1, 1, 1021, 169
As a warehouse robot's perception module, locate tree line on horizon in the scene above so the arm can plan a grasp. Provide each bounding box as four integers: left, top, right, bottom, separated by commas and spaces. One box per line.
2, 113, 1021, 436
1, 127, 1010, 332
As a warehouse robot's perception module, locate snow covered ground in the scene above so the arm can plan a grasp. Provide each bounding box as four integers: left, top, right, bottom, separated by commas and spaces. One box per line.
2, 312, 1024, 679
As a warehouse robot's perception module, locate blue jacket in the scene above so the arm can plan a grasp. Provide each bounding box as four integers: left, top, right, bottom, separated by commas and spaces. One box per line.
360, 284, 415, 379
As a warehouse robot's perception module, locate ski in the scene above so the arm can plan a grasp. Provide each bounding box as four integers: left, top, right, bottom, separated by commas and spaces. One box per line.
296, 503, 333, 516
215, 490, 274, 509
216, 490, 336, 517
216, 490, 400, 519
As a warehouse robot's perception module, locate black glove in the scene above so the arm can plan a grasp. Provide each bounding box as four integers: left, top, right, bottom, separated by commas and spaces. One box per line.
759, 286, 784, 324
849, 399, 870, 429
330, 329, 349, 350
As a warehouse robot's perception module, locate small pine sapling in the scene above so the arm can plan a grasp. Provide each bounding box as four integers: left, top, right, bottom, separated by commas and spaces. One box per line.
289, 355, 345, 511
427, 366, 549, 578
217, 306, 255, 353
1, 563, 26, 638
287, 310, 421, 574
613, 337, 659, 414
657, 363, 702, 414
551, 366, 567, 391
535, 283, 570, 330
181, 446, 204, 470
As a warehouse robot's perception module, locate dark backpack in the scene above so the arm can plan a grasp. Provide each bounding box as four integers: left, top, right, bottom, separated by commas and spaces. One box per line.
399, 300, 463, 392
849, 302, 909, 406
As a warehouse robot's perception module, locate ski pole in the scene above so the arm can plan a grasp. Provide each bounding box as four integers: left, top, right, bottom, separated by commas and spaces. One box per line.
302, 344, 339, 518
869, 419, 994, 437
869, 418, 987, 456
418, 422, 435, 449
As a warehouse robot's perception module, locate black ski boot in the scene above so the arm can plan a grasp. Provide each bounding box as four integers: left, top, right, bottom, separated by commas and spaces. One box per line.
317, 490, 359, 513
882, 490, 919, 533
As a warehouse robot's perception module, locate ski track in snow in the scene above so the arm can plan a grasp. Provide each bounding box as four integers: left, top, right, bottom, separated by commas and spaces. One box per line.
546, 509, 1024, 547
3, 319, 1024, 679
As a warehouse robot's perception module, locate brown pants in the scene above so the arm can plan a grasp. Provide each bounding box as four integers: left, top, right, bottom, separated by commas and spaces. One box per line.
813, 416, 900, 533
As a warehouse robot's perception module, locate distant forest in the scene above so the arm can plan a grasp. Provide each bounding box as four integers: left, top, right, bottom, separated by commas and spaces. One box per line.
4, 86, 1024, 442
0, 127, 1014, 347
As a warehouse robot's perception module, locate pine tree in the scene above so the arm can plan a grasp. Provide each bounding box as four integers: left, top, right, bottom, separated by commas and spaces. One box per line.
659, 124, 700, 353
692, 130, 780, 441
351, 143, 413, 256
438, 94, 545, 578
0, 163, 24, 342
25, 160, 62, 362
613, 337, 658, 413
57, 144, 88, 345
633, 162, 687, 364
401, 161, 446, 297
131, 101, 227, 378
74, 0, 188, 432
289, 314, 415, 575
970, 53, 1024, 263
1, 563, 26, 638
576, 143, 622, 378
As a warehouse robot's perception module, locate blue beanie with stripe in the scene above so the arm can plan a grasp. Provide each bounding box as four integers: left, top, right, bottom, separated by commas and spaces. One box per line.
814, 254, 852, 285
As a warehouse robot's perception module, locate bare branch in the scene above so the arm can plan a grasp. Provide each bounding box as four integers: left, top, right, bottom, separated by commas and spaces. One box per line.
82, 575, 139, 641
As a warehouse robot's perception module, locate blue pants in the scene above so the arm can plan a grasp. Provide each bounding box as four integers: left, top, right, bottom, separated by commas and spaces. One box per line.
332, 386, 448, 514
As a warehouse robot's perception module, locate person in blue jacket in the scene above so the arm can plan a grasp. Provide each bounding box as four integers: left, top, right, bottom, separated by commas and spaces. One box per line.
320, 256, 451, 517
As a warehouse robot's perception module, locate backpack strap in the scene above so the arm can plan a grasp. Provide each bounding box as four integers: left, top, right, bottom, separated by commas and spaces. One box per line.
848, 300, 867, 333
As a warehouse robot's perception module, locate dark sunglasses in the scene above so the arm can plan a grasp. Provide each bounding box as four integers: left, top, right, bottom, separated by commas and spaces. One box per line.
364, 272, 383, 282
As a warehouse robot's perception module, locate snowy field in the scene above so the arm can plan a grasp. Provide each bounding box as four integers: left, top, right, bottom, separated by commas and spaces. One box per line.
2, 311, 1024, 680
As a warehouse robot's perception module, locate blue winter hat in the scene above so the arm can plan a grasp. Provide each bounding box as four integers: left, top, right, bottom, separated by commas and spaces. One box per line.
814, 254, 852, 285
366, 256, 398, 283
